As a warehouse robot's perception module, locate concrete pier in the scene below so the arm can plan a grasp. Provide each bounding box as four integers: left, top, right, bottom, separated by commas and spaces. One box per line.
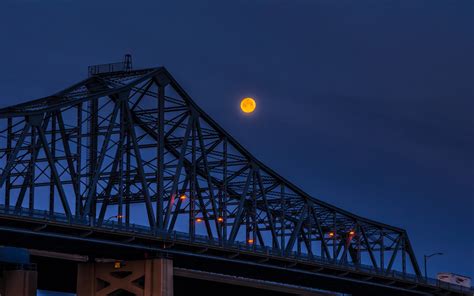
77, 258, 173, 296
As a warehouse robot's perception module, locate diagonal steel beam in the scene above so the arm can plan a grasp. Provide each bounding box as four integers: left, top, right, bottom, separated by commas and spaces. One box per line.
228, 167, 253, 243
404, 233, 422, 276
131, 80, 154, 110
15, 114, 51, 211
164, 112, 188, 139
385, 235, 402, 274
310, 205, 331, 259
83, 98, 120, 217
96, 123, 127, 226
55, 111, 80, 200
36, 124, 72, 218
195, 117, 221, 239
195, 178, 214, 240
168, 175, 190, 232
360, 225, 379, 270
285, 204, 308, 254
163, 115, 193, 229
256, 169, 279, 249
124, 98, 156, 229
0, 123, 29, 188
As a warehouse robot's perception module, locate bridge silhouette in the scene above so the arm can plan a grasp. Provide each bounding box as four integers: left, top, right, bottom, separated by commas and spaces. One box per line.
0, 58, 470, 295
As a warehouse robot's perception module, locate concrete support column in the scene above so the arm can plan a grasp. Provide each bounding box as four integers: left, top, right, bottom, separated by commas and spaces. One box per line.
2, 269, 37, 296
77, 258, 173, 296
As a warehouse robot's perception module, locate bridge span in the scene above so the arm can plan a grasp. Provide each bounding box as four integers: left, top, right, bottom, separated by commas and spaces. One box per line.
0, 59, 471, 295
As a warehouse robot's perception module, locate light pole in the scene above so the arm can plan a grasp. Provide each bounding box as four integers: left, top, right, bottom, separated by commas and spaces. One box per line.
105, 215, 124, 223
424, 252, 443, 279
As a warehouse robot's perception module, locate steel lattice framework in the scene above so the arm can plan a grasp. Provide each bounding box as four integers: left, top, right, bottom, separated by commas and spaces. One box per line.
0, 65, 422, 278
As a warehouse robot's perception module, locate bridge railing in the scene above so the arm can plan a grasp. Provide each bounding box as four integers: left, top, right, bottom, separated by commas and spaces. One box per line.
1, 206, 473, 294
88, 61, 131, 76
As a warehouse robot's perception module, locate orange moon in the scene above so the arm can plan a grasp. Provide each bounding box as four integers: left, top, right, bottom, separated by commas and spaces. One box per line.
240, 97, 256, 113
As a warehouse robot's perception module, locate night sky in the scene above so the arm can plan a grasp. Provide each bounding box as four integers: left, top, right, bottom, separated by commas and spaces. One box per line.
1, 0, 473, 280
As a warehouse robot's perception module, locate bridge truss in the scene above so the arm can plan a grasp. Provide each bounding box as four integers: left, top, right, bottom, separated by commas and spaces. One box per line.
0, 66, 423, 280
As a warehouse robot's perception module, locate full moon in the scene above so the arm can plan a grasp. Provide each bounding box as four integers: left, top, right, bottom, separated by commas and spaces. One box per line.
240, 97, 256, 113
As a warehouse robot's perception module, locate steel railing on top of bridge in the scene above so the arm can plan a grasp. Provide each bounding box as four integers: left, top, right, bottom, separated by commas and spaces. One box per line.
88, 54, 133, 76
1, 205, 472, 294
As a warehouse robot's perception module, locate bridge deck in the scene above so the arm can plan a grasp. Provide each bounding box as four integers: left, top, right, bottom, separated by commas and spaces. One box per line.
0, 206, 471, 295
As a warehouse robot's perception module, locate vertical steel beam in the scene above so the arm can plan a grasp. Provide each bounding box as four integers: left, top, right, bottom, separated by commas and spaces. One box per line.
118, 100, 125, 226
125, 132, 131, 227
222, 137, 228, 241
189, 118, 196, 240
332, 212, 336, 262
280, 184, 285, 252
402, 234, 406, 275
28, 125, 36, 212
49, 115, 56, 215
251, 170, 257, 247
245, 207, 250, 245
76, 103, 83, 217
5, 117, 12, 208
380, 229, 385, 272
157, 82, 165, 230
88, 98, 99, 218
356, 223, 361, 265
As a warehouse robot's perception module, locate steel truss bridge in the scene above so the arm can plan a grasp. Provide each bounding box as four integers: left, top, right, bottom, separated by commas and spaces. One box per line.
0, 61, 470, 295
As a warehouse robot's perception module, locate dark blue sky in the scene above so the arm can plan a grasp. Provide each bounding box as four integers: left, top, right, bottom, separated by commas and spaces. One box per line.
1, 0, 473, 278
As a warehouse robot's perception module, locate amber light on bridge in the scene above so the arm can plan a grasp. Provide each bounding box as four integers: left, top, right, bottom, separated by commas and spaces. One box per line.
247, 239, 254, 244
217, 217, 224, 223
179, 194, 187, 201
